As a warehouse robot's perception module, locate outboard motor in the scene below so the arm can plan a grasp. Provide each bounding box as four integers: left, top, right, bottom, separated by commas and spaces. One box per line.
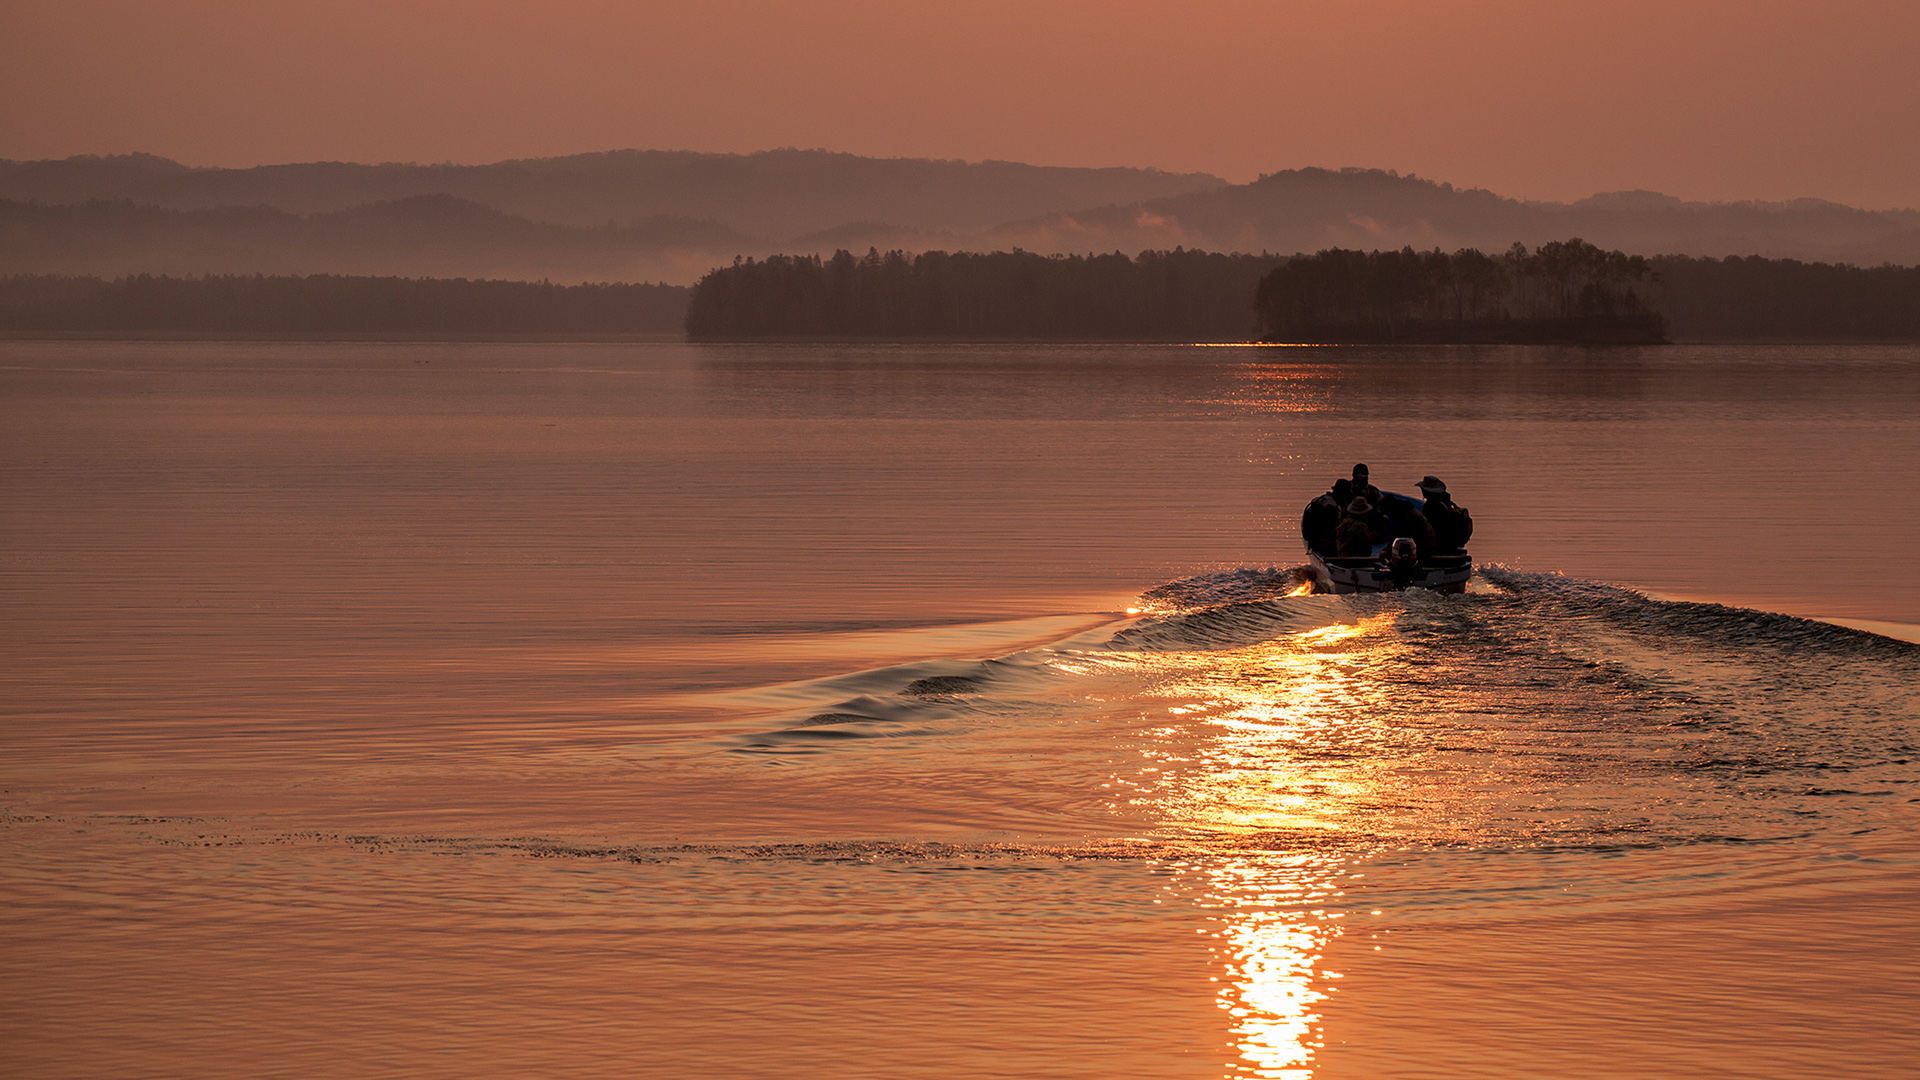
1385, 537, 1420, 590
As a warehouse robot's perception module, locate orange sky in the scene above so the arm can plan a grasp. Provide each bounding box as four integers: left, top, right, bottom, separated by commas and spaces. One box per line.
5, 0, 1916, 208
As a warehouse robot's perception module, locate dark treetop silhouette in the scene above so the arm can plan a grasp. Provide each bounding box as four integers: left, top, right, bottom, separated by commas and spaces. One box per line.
1254, 239, 1666, 343
0, 274, 689, 334
684, 248, 1284, 341
6, 248, 1916, 342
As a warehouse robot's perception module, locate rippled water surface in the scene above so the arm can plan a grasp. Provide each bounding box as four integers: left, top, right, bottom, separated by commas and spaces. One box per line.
5, 342, 1919, 1078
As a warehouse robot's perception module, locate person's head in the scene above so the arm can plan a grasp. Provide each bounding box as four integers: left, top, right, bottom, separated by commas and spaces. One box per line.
1417, 476, 1447, 501
1390, 537, 1418, 563
1332, 478, 1353, 502
1352, 463, 1370, 484
1346, 497, 1372, 516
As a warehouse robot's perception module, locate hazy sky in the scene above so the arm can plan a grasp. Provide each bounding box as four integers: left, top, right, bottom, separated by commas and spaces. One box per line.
5, 0, 1916, 208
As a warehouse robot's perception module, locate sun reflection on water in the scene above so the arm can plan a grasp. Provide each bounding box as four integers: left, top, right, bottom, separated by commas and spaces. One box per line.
1144, 615, 1390, 1077
1202, 854, 1347, 1079
1147, 615, 1394, 837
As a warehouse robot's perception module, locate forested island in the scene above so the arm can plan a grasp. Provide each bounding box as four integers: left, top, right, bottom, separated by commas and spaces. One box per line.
685, 242, 1920, 342
1254, 239, 1665, 343
683, 248, 1283, 340
1649, 255, 1920, 340
685, 241, 1653, 342
0, 274, 690, 335
5, 248, 1916, 342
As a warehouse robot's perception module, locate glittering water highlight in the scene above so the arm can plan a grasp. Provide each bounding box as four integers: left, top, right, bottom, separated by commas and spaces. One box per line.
5, 341, 1919, 1078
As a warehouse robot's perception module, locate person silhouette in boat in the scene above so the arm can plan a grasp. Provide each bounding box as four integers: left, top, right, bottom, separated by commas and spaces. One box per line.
1417, 476, 1473, 553
1350, 463, 1382, 504
1301, 478, 1351, 556
1384, 496, 1439, 563
1336, 496, 1390, 557
1384, 537, 1422, 589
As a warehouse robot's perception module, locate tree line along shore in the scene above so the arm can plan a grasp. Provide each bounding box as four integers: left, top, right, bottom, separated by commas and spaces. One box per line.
3, 243, 1918, 341
0, 274, 690, 335
684, 242, 1920, 342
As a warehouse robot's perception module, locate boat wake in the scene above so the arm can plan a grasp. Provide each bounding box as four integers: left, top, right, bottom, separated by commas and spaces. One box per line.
711, 563, 1919, 858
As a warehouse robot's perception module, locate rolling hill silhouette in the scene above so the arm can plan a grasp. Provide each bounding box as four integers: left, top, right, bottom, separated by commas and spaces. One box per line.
4, 153, 1916, 283
0, 195, 749, 281
0, 150, 1228, 237
974, 168, 1920, 266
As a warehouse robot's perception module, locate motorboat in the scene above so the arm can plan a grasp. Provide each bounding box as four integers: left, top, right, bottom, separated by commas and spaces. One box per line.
1303, 490, 1472, 594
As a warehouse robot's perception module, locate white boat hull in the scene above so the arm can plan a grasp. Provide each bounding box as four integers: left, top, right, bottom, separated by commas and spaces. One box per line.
1307, 550, 1471, 595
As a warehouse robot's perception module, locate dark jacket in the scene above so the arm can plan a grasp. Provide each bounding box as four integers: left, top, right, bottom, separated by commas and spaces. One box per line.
1301, 494, 1341, 557
1335, 515, 1376, 557
1336, 504, 1389, 557
1422, 496, 1474, 552
1388, 502, 1440, 561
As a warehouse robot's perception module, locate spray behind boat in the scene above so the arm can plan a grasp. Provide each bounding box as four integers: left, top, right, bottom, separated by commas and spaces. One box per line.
1299, 464, 1474, 594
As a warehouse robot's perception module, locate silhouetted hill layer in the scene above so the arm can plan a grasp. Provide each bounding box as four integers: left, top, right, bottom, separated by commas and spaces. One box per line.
0, 150, 1228, 238
979, 168, 1920, 267
0, 196, 742, 282
5, 154, 1917, 282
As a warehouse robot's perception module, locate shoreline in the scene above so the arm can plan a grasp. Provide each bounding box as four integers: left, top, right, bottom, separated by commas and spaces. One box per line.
0, 329, 687, 343
10, 331, 1919, 345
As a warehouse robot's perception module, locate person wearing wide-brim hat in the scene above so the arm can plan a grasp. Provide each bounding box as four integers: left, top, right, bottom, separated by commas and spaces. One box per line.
1336, 496, 1387, 557
1417, 475, 1473, 552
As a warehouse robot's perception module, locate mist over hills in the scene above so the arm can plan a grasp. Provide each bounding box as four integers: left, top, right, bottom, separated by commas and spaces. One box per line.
0, 196, 751, 283
0, 150, 1227, 238
3, 152, 1916, 283
936, 169, 1920, 268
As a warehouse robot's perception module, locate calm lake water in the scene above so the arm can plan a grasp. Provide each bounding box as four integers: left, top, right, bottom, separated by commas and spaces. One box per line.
4, 341, 1919, 1078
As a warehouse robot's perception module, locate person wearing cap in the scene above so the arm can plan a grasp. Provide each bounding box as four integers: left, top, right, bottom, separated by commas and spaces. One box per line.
1384, 537, 1421, 589
1336, 496, 1388, 557
1417, 475, 1473, 553
1350, 463, 1382, 505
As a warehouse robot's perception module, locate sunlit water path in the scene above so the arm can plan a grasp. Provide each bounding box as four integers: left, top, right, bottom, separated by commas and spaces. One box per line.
5, 342, 1918, 1077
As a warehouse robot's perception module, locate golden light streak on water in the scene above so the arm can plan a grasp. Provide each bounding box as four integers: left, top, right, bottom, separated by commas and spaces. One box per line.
1146, 619, 1388, 1075
1145, 616, 1395, 836
1199, 854, 1346, 1079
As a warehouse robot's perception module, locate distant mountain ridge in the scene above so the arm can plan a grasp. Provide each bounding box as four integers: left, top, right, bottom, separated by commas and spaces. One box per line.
0, 195, 751, 283
0, 149, 1228, 237
965, 168, 1920, 267
3, 152, 1916, 282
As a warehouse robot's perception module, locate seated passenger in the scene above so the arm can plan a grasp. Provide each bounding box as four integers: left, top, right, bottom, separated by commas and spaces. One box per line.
1336, 497, 1386, 557
1385, 498, 1439, 562
1350, 463, 1382, 504
1385, 537, 1420, 589
1299, 479, 1351, 557
1417, 475, 1474, 553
